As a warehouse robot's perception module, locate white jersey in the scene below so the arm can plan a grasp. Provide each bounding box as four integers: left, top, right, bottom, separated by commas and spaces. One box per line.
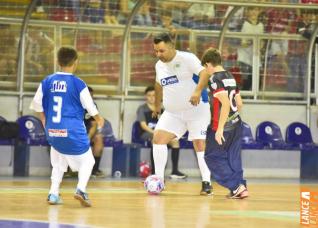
155, 50, 206, 113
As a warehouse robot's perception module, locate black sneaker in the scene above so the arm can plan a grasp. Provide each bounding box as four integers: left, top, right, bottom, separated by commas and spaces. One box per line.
170, 170, 188, 179
200, 181, 213, 196
74, 189, 91, 207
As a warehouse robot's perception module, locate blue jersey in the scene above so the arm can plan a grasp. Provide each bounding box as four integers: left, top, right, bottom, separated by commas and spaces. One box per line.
41, 72, 90, 155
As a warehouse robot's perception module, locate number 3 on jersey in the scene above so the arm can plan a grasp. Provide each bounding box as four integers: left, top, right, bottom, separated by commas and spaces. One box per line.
53, 96, 62, 123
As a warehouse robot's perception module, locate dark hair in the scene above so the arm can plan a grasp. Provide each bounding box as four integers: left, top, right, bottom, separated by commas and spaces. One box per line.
58, 47, 78, 67
88, 86, 93, 92
144, 86, 155, 94
153, 32, 173, 45
201, 48, 222, 67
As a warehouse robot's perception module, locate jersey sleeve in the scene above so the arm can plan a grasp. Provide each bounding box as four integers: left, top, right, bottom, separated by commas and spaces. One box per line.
212, 77, 227, 97
29, 83, 44, 112
187, 53, 205, 75
155, 62, 161, 84
80, 87, 99, 117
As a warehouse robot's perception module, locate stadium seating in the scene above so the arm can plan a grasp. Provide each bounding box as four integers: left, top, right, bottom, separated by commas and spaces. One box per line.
286, 122, 317, 149
256, 121, 293, 149
16, 115, 48, 146
102, 119, 122, 147
241, 122, 264, 149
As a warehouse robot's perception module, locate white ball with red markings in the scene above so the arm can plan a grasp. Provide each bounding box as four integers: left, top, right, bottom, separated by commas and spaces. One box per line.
144, 175, 164, 194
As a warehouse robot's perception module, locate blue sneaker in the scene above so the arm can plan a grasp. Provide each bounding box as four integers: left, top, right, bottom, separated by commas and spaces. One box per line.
47, 194, 63, 205
74, 189, 91, 207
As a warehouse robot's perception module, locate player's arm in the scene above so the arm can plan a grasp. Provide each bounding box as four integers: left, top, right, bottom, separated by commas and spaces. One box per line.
140, 121, 154, 134
154, 82, 162, 116
235, 93, 243, 114
190, 68, 210, 106
88, 120, 98, 139
30, 83, 46, 127
80, 87, 104, 129
214, 92, 231, 145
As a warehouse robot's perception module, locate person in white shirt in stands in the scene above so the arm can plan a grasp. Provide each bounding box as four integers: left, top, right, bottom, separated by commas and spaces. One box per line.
152, 32, 212, 195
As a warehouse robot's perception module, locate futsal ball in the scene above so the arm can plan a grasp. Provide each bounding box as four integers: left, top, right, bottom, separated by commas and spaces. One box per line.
144, 175, 164, 195
139, 161, 151, 178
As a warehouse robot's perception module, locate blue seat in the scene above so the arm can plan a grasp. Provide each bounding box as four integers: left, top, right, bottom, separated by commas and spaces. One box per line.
286, 122, 317, 149
101, 119, 122, 147
131, 121, 151, 147
256, 121, 293, 149
241, 122, 263, 149
16, 115, 48, 146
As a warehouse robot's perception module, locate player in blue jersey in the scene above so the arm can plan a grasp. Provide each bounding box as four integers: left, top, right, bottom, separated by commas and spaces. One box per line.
30, 47, 104, 207
190, 48, 248, 199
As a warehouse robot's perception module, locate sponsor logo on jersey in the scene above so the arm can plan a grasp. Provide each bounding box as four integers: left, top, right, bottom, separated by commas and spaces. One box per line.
201, 130, 207, 135
48, 129, 68, 137
222, 79, 236, 87
51, 80, 67, 92
161, 75, 179, 86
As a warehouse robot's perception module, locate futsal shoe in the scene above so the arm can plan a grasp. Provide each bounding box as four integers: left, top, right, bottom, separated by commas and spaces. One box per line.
200, 181, 213, 196
227, 184, 249, 199
47, 194, 63, 205
170, 170, 188, 179
74, 189, 92, 207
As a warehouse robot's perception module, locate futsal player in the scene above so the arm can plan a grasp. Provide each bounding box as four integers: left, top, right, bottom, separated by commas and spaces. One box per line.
190, 48, 248, 199
30, 47, 104, 207
152, 32, 212, 195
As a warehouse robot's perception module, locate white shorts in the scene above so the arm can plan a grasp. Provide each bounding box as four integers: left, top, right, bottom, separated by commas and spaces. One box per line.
155, 103, 210, 141
50, 146, 95, 172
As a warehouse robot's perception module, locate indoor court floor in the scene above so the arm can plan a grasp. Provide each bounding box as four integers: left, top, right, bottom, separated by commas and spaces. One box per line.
0, 177, 313, 228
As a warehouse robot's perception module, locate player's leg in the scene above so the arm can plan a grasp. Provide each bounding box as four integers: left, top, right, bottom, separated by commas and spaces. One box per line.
186, 103, 212, 195
168, 139, 187, 179
67, 149, 95, 207
153, 111, 186, 180
226, 123, 248, 199
91, 133, 105, 177
48, 146, 68, 205
204, 126, 247, 199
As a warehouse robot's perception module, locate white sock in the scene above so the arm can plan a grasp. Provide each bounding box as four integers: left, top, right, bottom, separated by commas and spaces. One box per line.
153, 144, 168, 180
196, 151, 211, 182
49, 167, 64, 195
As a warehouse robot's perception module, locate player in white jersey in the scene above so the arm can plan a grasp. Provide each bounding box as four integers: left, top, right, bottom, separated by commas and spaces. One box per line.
30, 47, 104, 207
152, 32, 212, 195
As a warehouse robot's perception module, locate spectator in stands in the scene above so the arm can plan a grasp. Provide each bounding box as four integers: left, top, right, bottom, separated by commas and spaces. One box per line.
132, 1, 153, 26
0, 24, 17, 79
25, 29, 54, 75
158, 2, 190, 26
237, 7, 264, 90
85, 86, 105, 178
136, 86, 187, 179
287, 9, 315, 92
265, 1, 298, 91
83, 0, 106, 24
183, 3, 215, 30
157, 11, 181, 41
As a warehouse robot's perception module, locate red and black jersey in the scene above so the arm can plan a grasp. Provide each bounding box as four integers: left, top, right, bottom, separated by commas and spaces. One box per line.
208, 70, 241, 131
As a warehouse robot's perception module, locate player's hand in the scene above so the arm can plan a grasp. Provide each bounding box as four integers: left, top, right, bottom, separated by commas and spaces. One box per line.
97, 117, 105, 130
215, 129, 225, 145
189, 91, 201, 106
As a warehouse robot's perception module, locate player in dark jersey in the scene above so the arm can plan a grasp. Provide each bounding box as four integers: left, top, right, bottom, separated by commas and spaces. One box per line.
190, 48, 248, 199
